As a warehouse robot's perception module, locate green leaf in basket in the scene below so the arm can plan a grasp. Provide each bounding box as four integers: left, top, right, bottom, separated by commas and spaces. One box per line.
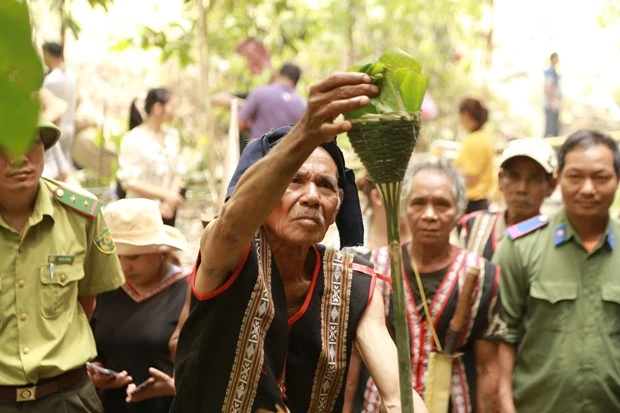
378, 47, 422, 74
389, 68, 429, 113
345, 47, 428, 119
349, 55, 385, 76
0, 1, 43, 159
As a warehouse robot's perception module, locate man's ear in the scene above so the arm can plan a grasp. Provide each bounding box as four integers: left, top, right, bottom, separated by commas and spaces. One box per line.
497, 169, 506, 193
546, 174, 558, 197
336, 189, 344, 214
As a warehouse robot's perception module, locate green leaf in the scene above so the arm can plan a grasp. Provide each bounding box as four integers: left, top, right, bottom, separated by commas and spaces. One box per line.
344, 48, 428, 119
389, 68, 429, 113
0, 1, 43, 158
109, 37, 134, 52
378, 47, 422, 73
87, 0, 110, 12
64, 14, 81, 39
348, 55, 383, 76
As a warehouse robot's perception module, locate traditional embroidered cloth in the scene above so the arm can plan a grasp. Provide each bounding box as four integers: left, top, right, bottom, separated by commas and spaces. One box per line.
456, 210, 504, 261
355, 244, 500, 413
172, 233, 375, 412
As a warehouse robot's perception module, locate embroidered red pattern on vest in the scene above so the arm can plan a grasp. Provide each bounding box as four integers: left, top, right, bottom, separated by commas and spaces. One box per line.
222, 232, 276, 412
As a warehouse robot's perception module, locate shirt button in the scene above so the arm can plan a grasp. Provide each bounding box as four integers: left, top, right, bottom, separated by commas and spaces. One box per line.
60, 274, 67, 283
18, 246, 23, 254
19, 313, 27, 321
23, 347, 30, 354
17, 280, 25, 288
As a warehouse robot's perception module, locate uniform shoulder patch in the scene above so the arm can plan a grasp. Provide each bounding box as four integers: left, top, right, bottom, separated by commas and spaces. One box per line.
506, 214, 549, 240
94, 228, 116, 254
52, 185, 102, 218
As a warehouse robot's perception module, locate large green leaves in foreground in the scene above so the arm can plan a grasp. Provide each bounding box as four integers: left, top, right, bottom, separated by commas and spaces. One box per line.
0, 1, 43, 158
345, 47, 428, 119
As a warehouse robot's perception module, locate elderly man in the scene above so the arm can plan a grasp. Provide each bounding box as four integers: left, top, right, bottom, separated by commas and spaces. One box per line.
0, 120, 125, 412
495, 129, 620, 412
354, 156, 500, 413
457, 138, 557, 261
172, 73, 427, 413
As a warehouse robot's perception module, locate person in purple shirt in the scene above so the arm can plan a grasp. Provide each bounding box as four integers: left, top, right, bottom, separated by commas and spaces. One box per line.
239, 63, 306, 141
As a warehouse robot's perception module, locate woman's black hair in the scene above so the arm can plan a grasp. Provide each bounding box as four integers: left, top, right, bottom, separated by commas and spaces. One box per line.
128, 88, 172, 130
459, 97, 489, 132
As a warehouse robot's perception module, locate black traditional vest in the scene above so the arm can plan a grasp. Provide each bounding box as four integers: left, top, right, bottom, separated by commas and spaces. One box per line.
172, 232, 374, 412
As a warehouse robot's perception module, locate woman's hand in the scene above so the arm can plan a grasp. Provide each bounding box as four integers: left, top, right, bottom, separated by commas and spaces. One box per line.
87, 362, 133, 390
125, 367, 175, 403
164, 191, 185, 208
159, 201, 176, 219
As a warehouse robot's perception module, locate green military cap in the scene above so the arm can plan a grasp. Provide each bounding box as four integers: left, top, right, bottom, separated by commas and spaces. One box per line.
38, 118, 61, 151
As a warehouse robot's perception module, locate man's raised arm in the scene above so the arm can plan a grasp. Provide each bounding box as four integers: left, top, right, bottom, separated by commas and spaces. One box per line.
195, 73, 378, 295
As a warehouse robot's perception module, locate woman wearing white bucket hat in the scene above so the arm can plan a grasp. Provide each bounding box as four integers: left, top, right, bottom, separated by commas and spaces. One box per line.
89, 198, 188, 413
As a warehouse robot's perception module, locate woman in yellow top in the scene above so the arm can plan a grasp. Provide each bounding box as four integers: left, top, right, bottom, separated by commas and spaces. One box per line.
455, 97, 494, 213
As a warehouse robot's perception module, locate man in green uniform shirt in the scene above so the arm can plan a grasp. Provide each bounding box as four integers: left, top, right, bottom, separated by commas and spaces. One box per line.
494, 129, 620, 412
0, 120, 125, 412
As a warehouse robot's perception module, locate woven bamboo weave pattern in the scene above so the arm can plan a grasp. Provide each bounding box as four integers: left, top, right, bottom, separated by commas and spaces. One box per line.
348, 112, 421, 184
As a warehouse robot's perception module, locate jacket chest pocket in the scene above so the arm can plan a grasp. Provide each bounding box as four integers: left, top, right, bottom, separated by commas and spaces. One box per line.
39, 264, 84, 319
601, 285, 620, 334
528, 281, 578, 332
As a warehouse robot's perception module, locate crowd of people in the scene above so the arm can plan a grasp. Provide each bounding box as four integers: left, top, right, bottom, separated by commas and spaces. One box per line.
2, 37, 619, 413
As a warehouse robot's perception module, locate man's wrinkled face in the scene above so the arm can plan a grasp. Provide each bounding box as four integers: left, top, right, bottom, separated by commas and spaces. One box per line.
264, 148, 342, 246
0, 136, 45, 195
560, 144, 619, 220
500, 157, 555, 220
405, 169, 458, 247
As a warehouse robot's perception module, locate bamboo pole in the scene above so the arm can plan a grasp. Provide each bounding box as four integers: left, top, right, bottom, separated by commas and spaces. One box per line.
376, 181, 414, 412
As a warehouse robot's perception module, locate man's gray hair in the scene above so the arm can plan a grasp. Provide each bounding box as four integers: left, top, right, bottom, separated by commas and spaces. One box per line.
400, 155, 467, 218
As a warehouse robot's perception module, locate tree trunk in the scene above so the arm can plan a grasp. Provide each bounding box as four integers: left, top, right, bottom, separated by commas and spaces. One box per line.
196, 0, 221, 207
344, 0, 358, 68
60, 0, 66, 49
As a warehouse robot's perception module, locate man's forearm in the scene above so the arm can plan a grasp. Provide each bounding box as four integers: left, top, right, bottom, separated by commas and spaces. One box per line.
475, 339, 499, 413
497, 342, 516, 413
476, 367, 499, 413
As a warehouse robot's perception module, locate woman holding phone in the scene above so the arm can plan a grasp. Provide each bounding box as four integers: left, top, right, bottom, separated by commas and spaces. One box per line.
89, 198, 188, 412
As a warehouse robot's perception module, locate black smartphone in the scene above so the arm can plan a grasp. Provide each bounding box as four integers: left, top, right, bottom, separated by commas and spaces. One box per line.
86, 362, 119, 377
131, 377, 156, 394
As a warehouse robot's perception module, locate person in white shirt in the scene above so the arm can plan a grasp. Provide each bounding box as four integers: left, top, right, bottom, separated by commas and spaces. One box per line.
117, 88, 186, 226
42, 41, 78, 162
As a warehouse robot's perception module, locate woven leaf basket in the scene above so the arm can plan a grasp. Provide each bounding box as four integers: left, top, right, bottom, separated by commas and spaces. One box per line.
347, 112, 421, 184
